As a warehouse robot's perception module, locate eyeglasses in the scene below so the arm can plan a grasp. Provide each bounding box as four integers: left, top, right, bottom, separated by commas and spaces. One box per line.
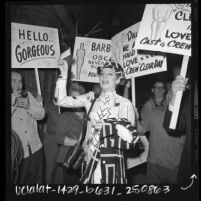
153, 86, 165, 90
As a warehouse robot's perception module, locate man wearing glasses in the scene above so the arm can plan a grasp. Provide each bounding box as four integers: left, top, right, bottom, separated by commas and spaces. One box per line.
140, 79, 167, 128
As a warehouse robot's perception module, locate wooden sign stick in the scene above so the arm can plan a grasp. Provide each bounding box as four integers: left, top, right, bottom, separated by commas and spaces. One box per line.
131, 77, 136, 107
169, 55, 189, 129
34, 68, 43, 106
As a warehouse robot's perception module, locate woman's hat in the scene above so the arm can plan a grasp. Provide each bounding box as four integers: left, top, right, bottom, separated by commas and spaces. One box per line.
97, 61, 125, 83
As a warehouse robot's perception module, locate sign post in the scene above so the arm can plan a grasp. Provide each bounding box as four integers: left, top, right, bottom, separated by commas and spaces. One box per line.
131, 77, 136, 107
169, 55, 189, 129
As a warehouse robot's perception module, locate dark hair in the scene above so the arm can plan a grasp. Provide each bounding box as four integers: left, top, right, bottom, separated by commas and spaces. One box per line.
152, 79, 165, 88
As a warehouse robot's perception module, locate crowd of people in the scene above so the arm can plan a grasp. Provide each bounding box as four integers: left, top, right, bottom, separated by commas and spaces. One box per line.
11, 56, 192, 184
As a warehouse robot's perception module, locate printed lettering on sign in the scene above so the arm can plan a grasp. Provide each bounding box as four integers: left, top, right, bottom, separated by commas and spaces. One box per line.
71, 37, 112, 83
111, 22, 167, 79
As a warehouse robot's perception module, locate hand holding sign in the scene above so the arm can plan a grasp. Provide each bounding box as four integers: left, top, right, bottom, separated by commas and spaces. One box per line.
170, 75, 188, 108
36, 94, 43, 103
116, 124, 133, 143
16, 96, 30, 109
12, 91, 20, 106
58, 58, 68, 79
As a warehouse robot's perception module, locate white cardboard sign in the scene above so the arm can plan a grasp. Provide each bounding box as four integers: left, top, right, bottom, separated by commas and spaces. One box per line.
111, 22, 167, 79
135, 4, 191, 56
11, 22, 60, 68
71, 37, 112, 83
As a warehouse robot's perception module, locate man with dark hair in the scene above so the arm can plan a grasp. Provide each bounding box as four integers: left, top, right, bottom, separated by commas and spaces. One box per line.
140, 79, 167, 122
136, 75, 188, 184
11, 71, 45, 184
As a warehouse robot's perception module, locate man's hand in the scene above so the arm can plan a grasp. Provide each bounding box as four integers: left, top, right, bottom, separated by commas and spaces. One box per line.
116, 124, 133, 143
125, 80, 131, 89
36, 94, 43, 103
58, 58, 68, 79
11, 91, 19, 106
170, 75, 188, 107
16, 96, 30, 109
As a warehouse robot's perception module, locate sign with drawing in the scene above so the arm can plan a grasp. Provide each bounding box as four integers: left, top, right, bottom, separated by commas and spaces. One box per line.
135, 4, 191, 56
111, 22, 167, 79
71, 37, 112, 83
11, 22, 60, 68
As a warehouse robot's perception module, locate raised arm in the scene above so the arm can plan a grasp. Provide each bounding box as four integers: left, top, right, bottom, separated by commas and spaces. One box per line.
54, 58, 93, 109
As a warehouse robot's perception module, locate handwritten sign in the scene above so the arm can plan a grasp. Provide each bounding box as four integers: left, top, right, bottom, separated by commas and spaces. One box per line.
11, 22, 60, 68
111, 22, 167, 79
135, 4, 191, 56
71, 37, 112, 83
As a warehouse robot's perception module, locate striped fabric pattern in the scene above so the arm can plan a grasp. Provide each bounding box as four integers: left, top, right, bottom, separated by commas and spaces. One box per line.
80, 118, 139, 184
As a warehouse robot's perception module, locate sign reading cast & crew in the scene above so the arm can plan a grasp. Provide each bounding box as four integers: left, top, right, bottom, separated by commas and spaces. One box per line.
135, 4, 191, 56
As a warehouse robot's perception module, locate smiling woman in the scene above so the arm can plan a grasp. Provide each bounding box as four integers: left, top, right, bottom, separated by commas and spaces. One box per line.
54, 58, 149, 184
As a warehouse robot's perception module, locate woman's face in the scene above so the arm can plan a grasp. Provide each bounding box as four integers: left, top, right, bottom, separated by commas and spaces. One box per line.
99, 68, 119, 92
11, 72, 22, 92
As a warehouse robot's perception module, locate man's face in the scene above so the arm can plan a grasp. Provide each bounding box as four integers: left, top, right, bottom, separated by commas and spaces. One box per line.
99, 68, 119, 92
152, 82, 166, 99
11, 72, 22, 92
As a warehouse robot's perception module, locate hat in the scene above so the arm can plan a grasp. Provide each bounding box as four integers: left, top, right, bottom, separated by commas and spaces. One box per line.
97, 61, 125, 83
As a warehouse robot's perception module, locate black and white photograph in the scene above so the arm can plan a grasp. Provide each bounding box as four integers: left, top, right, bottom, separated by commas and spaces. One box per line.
5, 1, 199, 200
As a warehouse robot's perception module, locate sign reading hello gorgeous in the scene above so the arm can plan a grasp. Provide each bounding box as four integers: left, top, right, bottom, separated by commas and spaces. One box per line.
11, 22, 60, 68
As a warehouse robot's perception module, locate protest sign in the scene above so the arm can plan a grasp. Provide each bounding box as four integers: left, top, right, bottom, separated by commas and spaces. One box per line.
111, 22, 167, 79
11, 22, 60, 68
135, 4, 191, 56
71, 37, 112, 83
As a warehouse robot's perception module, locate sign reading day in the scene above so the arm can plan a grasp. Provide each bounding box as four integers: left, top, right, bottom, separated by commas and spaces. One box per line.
111, 22, 167, 79
12, 22, 60, 68
135, 4, 191, 56
71, 37, 112, 83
